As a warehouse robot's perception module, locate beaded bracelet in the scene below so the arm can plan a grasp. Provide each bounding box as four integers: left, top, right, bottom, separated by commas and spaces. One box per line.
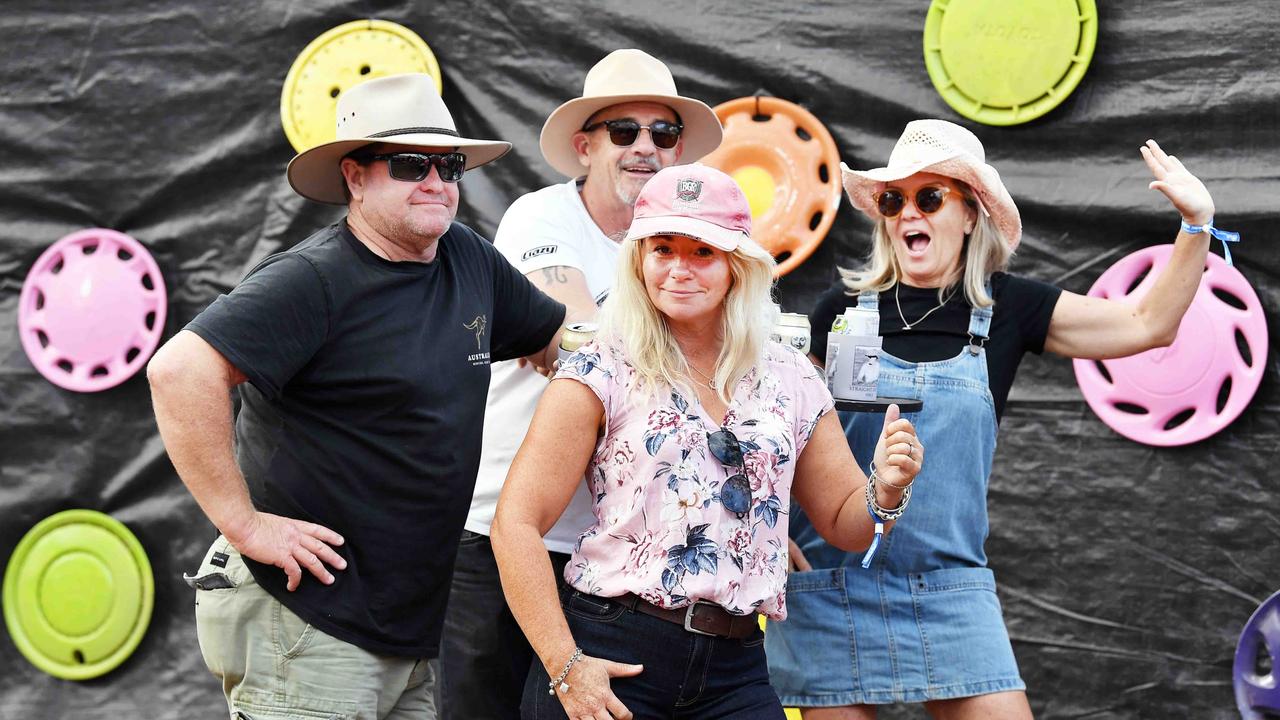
549, 647, 582, 696
860, 467, 912, 569
865, 467, 912, 521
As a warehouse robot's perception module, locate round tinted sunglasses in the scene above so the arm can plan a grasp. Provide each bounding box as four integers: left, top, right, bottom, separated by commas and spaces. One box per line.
708, 429, 752, 518
874, 184, 955, 218
365, 152, 467, 183
581, 119, 683, 150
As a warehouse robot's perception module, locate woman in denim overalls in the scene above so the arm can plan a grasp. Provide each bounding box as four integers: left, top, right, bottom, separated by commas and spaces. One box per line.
767, 120, 1224, 719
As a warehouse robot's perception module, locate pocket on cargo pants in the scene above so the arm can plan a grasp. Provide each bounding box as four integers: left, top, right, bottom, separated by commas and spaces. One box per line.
185, 535, 253, 680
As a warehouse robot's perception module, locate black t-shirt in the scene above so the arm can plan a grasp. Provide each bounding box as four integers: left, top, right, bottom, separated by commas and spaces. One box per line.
186, 220, 565, 657
809, 272, 1062, 421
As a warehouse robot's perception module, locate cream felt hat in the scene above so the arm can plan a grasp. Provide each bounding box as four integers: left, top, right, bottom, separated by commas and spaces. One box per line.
287, 73, 511, 205
539, 49, 722, 178
841, 119, 1022, 249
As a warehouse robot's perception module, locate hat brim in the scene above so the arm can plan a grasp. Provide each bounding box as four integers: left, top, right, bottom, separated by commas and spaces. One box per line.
539, 94, 723, 178
287, 134, 513, 205
840, 157, 1023, 250
623, 214, 746, 252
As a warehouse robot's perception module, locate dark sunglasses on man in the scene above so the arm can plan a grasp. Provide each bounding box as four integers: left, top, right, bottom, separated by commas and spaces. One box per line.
354, 151, 468, 184
581, 119, 683, 150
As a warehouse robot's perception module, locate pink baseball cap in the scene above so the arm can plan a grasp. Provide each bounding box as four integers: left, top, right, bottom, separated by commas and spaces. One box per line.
623, 163, 751, 251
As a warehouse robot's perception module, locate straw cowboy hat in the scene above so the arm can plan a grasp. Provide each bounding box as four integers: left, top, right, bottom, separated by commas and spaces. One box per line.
287, 73, 511, 204
539, 49, 723, 178
841, 119, 1022, 249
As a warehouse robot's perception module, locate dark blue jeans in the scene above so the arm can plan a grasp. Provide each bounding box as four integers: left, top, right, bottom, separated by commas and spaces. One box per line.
522, 587, 786, 720
438, 531, 570, 720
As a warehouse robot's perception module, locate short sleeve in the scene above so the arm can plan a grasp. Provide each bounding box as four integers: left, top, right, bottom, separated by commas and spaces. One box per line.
554, 340, 621, 425
493, 189, 586, 275
787, 349, 835, 456
477, 227, 567, 362
185, 253, 329, 400
997, 273, 1062, 355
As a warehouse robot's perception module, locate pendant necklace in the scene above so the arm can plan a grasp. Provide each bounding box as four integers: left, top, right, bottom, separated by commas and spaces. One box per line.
687, 361, 720, 391
895, 283, 955, 331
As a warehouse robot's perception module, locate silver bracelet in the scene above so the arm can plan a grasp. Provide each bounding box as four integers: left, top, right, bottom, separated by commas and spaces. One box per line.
548, 647, 582, 695
866, 466, 911, 521
870, 460, 913, 490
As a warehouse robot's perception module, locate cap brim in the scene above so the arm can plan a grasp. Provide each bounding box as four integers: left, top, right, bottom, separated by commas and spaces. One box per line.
287, 134, 513, 205
623, 214, 746, 252
539, 94, 723, 178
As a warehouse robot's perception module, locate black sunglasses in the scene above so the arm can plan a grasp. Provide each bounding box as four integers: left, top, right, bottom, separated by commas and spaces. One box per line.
581, 119, 683, 150
708, 429, 752, 518
874, 184, 954, 218
363, 152, 467, 183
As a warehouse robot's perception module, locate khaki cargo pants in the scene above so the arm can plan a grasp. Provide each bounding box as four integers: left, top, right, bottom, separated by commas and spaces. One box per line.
187, 536, 438, 720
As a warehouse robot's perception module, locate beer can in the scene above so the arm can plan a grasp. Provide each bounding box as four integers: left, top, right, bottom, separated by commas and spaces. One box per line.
831, 307, 878, 336
558, 321, 598, 363
770, 312, 812, 355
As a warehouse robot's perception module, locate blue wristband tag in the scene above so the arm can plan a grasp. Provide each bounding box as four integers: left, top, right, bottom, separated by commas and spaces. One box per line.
1181, 218, 1241, 266
860, 506, 884, 569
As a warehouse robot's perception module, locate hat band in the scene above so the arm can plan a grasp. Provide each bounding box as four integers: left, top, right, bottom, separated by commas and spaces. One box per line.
368, 126, 459, 139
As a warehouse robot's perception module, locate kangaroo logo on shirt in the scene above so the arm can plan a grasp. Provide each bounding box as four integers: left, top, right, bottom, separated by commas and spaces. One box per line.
464, 315, 487, 350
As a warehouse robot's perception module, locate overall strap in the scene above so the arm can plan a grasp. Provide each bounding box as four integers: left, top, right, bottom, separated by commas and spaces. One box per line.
966, 280, 995, 355
856, 289, 879, 311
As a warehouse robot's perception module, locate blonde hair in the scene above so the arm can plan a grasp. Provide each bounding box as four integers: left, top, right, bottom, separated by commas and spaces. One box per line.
840, 182, 1013, 307
598, 235, 778, 404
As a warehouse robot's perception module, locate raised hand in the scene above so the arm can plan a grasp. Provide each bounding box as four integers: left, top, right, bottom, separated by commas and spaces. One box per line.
227, 512, 347, 591
873, 404, 922, 489
1141, 139, 1214, 226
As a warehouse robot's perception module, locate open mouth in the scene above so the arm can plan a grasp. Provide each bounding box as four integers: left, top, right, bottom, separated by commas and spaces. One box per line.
904, 230, 931, 256
621, 164, 657, 177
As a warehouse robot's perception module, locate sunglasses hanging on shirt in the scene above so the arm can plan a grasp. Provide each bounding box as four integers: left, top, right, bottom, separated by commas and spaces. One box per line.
708, 429, 752, 518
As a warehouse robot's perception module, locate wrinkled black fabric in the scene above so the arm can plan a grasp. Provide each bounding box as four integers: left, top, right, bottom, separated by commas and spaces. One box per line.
0, 2, 1275, 718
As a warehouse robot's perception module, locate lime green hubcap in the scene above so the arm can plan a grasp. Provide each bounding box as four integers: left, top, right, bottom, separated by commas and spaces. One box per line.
3, 510, 154, 680
925, 0, 1098, 126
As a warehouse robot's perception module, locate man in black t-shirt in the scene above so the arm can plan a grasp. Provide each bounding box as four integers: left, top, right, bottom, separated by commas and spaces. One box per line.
147, 74, 566, 720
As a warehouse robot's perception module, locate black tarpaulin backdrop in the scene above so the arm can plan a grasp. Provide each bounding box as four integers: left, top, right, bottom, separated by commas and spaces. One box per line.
1, 2, 1277, 718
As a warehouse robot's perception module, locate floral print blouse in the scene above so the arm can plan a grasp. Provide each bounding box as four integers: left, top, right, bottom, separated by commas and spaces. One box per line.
555, 339, 834, 620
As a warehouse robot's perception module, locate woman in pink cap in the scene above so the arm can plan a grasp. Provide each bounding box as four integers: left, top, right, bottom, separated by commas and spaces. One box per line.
491, 163, 923, 719
770, 120, 1225, 719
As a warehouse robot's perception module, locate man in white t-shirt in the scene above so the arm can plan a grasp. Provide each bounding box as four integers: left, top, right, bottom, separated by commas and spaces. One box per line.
437, 49, 723, 719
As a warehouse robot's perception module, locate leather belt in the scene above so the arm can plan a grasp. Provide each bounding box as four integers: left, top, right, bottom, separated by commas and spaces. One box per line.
615, 593, 759, 639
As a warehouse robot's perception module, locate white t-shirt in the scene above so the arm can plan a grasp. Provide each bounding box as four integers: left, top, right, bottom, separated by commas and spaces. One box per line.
466, 179, 620, 553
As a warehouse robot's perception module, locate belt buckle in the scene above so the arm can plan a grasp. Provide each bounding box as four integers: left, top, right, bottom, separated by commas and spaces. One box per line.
682, 601, 718, 637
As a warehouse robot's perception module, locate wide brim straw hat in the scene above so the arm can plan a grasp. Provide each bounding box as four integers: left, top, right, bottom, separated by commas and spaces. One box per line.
539, 49, 723, 178
287, 73, 512, 205
840, 119, 1022, 249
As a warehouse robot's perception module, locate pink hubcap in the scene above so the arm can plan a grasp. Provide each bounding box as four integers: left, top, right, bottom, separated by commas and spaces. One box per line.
19, 229, 167, 393
1072, 245, 1267, 446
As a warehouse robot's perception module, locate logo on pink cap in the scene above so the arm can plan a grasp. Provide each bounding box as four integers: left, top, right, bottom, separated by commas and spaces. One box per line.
625, 164, 751, 252
675, 179, 703, 204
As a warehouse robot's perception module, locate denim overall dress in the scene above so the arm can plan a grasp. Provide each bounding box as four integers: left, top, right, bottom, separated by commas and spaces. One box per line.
767, 287, 1024, 705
